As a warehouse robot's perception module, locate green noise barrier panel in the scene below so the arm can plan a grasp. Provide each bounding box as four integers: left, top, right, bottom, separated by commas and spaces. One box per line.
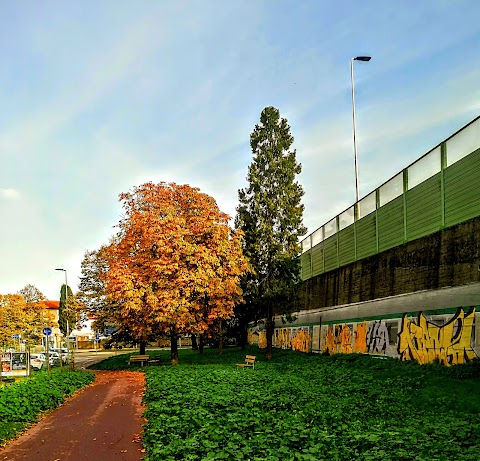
355, 213, 377, 260
301, 122, 480, 281
311, 244, 324, 277
377, 196, 405, 252
323, 237, 338, 273
406, 173, 442, 241
444, 148, 480, 228
338, 225, 355, 267
301, 251, 312, 280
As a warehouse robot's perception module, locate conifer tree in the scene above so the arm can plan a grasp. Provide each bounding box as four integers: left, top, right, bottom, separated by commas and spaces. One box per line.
58, 284, 76, 336
235, 106, 306, 359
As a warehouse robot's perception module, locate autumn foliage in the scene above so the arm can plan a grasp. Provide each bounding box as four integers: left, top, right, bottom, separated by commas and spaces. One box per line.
0, 292, 50, 346
101, 182, 248, 359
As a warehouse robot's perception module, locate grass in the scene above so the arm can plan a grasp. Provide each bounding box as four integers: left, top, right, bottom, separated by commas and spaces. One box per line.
91, 347, 480, 460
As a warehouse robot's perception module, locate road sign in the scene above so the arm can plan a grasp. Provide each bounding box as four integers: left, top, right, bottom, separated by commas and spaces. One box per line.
12, 334, 20, 339
43, 327, 52, 336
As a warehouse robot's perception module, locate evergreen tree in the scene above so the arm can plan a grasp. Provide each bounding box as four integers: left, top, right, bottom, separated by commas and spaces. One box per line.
58, 284, 75, 336
235, 106, 306, 358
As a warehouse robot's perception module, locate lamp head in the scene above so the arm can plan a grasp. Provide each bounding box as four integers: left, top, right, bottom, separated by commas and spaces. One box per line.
55, 268, 65, 271
354, 56, 371, 62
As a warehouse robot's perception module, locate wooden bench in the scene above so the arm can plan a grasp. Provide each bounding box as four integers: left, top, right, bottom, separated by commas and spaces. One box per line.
236, 355, 256, 370
128, 355, 150, 367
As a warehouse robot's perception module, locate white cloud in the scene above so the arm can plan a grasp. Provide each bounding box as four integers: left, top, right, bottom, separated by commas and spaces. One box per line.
0, 188, 21, 200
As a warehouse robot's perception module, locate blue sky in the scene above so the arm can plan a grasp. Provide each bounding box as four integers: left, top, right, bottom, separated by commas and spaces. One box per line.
1, 0, 479, 299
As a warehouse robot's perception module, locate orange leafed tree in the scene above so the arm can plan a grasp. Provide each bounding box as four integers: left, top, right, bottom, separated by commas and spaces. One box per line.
101, 182, 248, 363
0, 293, 49, 347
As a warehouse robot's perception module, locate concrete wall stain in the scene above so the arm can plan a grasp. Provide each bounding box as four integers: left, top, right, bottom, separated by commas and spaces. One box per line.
299, 216, 480, 311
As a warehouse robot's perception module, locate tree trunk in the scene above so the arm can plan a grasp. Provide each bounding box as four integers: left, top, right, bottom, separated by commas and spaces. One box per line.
266, 304, 273, 360
199, 334, 205, 354
239, 321, 247, 350
170, 331, 179, 365
139, 341, 147, 355
219, 319, 223, 355
191, 334, 198, 350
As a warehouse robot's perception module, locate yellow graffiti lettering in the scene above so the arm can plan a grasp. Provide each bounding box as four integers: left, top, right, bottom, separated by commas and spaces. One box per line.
291, 329, 311, 353
247, 330, 256, 345
353, 321, 368, 353
277, 328, 291, 349
258, 331, 267, 349
323, 325, 336, 354
398, 308, 477, 365
339, 324, 353, 354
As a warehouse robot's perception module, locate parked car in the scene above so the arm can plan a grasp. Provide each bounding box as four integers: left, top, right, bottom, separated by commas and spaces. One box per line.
30, 354, 45, 371
49, 348, 70, 363
49, 352, 61, 365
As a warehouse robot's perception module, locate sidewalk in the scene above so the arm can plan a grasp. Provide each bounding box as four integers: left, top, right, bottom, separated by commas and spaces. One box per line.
0, 371, 145, 461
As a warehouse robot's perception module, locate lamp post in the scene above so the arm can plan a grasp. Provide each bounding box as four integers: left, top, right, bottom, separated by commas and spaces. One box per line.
55, 268, 74, 369
350, 55, 371, 204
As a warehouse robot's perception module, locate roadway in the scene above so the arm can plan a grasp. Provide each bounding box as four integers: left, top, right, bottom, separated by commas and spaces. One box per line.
73, 350, 119, 369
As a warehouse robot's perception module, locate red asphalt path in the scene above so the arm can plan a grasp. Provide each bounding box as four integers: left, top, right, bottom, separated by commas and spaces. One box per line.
0, 371, 146, 461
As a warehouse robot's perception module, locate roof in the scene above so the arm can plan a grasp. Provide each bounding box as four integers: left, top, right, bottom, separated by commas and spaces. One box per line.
44, 300, 60, 309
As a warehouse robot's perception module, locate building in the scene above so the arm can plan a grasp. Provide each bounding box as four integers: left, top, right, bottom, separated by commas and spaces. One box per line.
43, 300, 63, 349
41, 301, 97, 349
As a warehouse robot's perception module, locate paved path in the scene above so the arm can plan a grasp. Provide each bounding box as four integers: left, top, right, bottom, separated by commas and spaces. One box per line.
0, 371, 145, 461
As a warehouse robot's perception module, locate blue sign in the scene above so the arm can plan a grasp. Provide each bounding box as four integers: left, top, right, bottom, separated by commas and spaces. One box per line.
12, 334, 20, 339
43, 327, 52, 336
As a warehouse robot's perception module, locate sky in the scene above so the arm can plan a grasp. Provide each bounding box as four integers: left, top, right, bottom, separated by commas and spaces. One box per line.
1, 0, 479, 300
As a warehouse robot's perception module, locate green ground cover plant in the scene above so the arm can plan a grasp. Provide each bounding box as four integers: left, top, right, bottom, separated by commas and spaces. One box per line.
0, 369, 94, 446
126, 347, 479, 461
89, 351, 149, 370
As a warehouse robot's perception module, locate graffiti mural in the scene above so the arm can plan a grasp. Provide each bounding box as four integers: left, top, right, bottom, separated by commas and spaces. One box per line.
324, 325, 336, 354
339, 325, 353, 354
247, 330, 258, 346
258, 331, 267, 349
366, 320, 391, 355
353, 321, 368, 353
291, 328, 311, 353
248, 306, 478, 364
398, 308, 477, 365
277, 328, 291, 349
247, 327, 267, 348
321, 321, 390, 355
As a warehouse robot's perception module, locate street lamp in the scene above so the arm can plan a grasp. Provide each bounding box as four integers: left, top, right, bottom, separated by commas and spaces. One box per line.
55, 268, 74, 369
350, 55, 371, 204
